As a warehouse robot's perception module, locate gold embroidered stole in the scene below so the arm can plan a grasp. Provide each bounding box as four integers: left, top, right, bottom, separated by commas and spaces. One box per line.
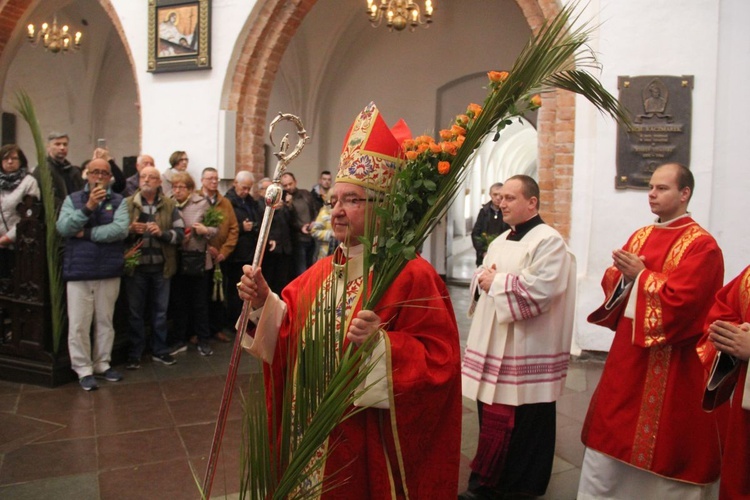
631, 222, 708, 469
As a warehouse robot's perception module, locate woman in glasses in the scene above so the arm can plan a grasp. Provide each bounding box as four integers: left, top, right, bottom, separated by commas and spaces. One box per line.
0, 144, 40, 278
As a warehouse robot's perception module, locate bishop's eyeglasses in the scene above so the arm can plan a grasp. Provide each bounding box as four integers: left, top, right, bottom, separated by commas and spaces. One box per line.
325, 195, 375, 209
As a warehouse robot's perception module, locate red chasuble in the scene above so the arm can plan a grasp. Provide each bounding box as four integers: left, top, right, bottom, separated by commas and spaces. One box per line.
263, 254, 462, 499
582, 216, 728, 484
697, 266, 750, 499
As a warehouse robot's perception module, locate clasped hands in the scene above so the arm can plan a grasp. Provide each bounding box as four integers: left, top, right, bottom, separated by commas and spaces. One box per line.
708, 320, 750, 361
129, 221, 162, 238
612, 249, 646, 282
237, 265, 382, 346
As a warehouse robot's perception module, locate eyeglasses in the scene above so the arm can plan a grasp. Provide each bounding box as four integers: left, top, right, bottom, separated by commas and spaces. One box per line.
325, 195, 375, 209
172, 184, 189, 191
88, 169, 111, 178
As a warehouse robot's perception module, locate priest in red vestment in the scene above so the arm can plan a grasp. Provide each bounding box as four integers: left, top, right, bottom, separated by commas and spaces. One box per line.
238, 103, 462, 498
579, 163, 727, 498
698, 266, 750, 499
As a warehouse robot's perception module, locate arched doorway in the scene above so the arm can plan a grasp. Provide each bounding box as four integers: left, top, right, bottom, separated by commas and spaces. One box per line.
0, 0, 140, 165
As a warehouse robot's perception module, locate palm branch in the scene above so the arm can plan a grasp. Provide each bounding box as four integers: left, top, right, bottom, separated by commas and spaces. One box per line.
14, 91, 67, 354
240, 3, 628, 497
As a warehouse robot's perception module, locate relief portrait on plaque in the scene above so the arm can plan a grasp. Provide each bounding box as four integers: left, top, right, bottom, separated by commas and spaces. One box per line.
615, 75, 693, 189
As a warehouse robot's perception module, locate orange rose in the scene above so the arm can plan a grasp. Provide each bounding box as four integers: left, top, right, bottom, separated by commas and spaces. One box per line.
440, 141, 457, 156
451, 124, 467, 137
455, 114, 469, 126
429, 142, 442, 154
437, 161, 450, 175
402, 139, 416, 150
488, 70, 509, 83
467, 103, 482, 118
416, 143, 429, 154
530, 94, 542, 107
456, 135, 466, 147
415, 134, 434, 145
405, 150, 419, 161
439, 129, 453, 141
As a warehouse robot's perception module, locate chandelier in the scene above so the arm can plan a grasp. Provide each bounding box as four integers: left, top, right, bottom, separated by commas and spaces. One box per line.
27, 16, 82, 54
366, 0, 434, 32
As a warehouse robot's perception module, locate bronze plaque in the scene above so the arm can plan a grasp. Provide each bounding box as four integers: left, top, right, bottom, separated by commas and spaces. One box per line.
615, 75, 693, 189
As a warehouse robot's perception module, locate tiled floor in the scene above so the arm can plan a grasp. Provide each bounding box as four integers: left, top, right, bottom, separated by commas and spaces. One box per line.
0, 249, 603, 499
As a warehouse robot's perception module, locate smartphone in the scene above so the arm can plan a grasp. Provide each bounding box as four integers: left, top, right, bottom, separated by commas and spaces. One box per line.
96, 138, 107, 148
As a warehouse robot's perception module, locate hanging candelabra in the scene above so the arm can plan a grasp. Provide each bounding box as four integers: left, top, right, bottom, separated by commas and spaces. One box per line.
366, 0, 434, 32
27, 15, 82, 54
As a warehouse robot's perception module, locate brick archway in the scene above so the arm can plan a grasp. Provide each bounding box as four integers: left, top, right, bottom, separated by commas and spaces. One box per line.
227, 0, 572, 236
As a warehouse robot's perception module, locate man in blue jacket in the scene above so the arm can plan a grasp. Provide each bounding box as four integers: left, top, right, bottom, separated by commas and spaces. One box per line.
56, 158, 129, 391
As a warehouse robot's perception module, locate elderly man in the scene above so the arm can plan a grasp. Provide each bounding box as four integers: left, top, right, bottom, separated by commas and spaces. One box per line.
579, 163, 726, 498
123, 154, 155, 196
237, 103, 462, 496
56, 158, 129, 391
460, 175, 576, 499
36, 132, 84, 211
223, 170, 261, 330
200, 167, 238, 341
124, 166, 184, 368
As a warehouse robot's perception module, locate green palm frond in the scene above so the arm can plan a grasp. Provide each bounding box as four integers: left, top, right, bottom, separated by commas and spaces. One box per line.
241, 3, 627, 497
14, 91, 67, 354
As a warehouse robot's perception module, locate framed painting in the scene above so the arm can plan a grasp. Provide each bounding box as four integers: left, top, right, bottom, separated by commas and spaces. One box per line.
148, 0, 211, 73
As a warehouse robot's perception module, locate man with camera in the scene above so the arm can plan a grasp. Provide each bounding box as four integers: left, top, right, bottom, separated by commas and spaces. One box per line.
56, 158, 129, 391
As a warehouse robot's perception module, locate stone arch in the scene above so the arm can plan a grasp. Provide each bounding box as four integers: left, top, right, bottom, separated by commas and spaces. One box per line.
0, 0, 142, 146
226, 0, 572, 237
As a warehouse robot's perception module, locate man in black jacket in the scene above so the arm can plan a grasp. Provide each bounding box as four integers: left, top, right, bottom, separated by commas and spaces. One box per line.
471, 182, 508, 266
223, 171, 261, 328
36, 132, 84, 212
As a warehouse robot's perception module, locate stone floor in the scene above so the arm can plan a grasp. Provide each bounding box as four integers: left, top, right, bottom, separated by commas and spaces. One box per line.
0, 249, 604, 499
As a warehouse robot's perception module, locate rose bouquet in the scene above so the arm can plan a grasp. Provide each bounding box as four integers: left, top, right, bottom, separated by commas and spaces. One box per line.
239, 4, 629, 498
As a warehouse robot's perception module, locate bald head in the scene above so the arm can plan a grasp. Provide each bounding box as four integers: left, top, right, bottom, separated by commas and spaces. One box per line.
139, 166, 162, 198
86, 158, 111, 189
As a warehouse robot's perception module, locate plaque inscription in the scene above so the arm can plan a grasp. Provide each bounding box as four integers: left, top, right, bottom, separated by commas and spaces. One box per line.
615, 75, 693, 189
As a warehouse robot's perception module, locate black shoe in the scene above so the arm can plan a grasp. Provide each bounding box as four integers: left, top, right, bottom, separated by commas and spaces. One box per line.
197, 342, 213, 356
152, 353, 177, 366
94, 368, 123, 382
79, 375, 99, 391
126, 358, 141, 370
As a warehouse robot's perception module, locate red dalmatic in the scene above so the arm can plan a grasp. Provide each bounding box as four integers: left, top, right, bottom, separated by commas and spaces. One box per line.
583, 217, 728, 484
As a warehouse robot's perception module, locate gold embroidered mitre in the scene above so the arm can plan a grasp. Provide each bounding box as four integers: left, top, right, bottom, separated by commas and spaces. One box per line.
336, 102, 409, 193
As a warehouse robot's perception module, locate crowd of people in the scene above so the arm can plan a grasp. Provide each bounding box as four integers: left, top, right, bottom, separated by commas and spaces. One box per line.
0, 133, 337, 391
1, 116, 747, 497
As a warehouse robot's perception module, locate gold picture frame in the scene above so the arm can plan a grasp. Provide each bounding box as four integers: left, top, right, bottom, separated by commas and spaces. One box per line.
148, 0, 211, 73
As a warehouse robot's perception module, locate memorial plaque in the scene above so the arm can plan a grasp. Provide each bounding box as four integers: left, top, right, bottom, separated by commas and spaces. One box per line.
615, 75, 693, 189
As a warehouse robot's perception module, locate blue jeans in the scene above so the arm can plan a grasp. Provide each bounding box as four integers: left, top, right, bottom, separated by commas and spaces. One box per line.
125, 269, 171, 358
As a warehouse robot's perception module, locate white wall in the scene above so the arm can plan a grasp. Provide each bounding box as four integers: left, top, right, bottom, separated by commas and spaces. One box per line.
110, 0, 256, 180
571, 0, 739, 351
